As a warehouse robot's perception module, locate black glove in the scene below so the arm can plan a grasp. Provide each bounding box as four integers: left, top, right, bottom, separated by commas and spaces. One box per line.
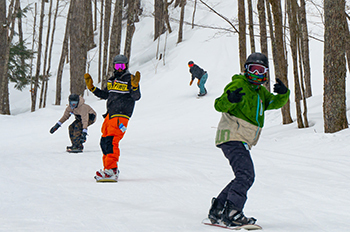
80, 132, 87, 143
273, 78, 288, 94
50, 123, 61, 134
226, 88, 245, 103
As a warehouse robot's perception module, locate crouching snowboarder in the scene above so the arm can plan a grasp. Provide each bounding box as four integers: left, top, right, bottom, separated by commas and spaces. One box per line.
207, 53, 290, 228
49, 94, 97, 153
188, 61, 208, 97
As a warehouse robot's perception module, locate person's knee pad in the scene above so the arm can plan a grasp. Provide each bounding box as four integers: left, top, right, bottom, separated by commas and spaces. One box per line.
100, 136, 114, 155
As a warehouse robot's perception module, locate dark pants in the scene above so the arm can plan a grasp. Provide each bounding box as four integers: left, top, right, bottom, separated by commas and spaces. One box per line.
68, 115, 95, 147
216, 141, 255, 211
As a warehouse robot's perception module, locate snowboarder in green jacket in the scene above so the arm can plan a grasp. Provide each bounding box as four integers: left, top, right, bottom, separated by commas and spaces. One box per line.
208, 53, 290, 227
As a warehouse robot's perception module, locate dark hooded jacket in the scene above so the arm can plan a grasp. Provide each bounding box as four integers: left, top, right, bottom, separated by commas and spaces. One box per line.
189, 64, 206, 81
90, 70, 141, 119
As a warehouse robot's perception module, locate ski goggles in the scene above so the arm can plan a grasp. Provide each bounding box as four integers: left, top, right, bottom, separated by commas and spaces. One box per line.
188, 63, 194, 67
114, 63, 126, 70
246, 64, 268, 75
69, 100, 78, 109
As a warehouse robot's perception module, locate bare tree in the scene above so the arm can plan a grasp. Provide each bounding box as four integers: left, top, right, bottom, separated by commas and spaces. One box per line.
124, 0, 137, 60
247, 0, 255, 53
31, 0, 46, 112
39, 0, 53, 109
164, 0, 174, 33
56, 2, 72, 105
258, 0, 270, 91
191, 0, 196, 29
101, 0, 112, 88
238, 0, 246, 72
98, 0, 104, 83
85, 0, 96, 50
177, 0, 186, 43
323, 0, 348, 133
0, 0, 10, 114
107, 0, 123, 79
269, 0, 293, 124
69, 0, 88, 95
154, 0, 165, 40
43, 0, 60, 108
287, 0, 304, 128
298, 0, 312, 98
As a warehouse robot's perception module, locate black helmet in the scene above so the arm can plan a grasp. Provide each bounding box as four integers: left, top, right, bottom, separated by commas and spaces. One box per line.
188, 61, 194, 65
244, 53, 268, 68
69, 94, 79, 109
113, 54, 128, 65
113, 54, 128, 73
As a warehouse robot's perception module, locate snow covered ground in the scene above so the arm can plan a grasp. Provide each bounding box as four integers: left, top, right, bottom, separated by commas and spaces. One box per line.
1, 1, 350, 231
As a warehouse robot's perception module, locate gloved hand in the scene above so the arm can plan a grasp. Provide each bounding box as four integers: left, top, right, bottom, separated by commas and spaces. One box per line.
84, 73, 94, 90
273, 78, 288, 94
50, 123, 61, 134
131, 71, 140, 88
197, 79, 200, 85
189, 80, 193, 86
226, 88, 245, 103
80, 131, 87, 143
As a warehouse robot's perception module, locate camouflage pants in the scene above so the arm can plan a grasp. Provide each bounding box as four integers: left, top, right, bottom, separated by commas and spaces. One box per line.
68, 118, 95, 148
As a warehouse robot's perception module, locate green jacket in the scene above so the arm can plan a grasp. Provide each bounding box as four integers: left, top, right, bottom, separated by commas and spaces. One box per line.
215, 74, 290, 148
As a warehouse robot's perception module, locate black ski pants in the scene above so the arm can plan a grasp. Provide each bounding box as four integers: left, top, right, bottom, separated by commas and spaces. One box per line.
216, 141, 255, 211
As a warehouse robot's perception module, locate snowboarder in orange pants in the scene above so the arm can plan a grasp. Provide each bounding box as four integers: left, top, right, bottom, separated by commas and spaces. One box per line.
84, 54, 141, 181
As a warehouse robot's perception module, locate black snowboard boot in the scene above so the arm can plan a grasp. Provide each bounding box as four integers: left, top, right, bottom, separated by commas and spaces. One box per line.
208, 197, 224, 224
66, 145, 83, 153
222, 200, 256, 226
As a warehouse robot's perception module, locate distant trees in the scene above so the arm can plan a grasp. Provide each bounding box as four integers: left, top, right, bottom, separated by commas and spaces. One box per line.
1, 0, 350, 134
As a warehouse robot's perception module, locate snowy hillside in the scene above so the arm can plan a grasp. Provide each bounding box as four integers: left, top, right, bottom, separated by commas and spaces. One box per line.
1, 1, 350, 231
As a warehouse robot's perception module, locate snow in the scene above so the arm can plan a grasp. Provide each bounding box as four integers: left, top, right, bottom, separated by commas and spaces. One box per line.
1, 0, 350, 231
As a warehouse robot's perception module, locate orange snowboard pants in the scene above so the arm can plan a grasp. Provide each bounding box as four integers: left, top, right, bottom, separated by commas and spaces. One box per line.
100, 115, 129, 170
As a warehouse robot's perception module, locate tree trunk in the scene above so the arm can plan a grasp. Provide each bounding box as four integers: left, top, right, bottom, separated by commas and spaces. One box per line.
269, 0, 293, 124
154, 0, 164, 40
164, 0, 174, 33
98, 0, 104, 83
191, 0, 196, 29
69, 0, 88, 95
257, 0, 270, 91
0, 0, 9, 114
31, 0, 45, 112
287, 0, 303, 128
85, 0, 96, 50
102, 0, 112, 88
107, 0, 123, 79
124, 0, 136, 60
247, 0, 255, 53
298, 0, 312, 98
238, 0, 246, 72
43, 0, 59, 108
56, 2, 72, 105
323, 0, 348, 133
177, 0, 186, 44
39, 0, 53, 109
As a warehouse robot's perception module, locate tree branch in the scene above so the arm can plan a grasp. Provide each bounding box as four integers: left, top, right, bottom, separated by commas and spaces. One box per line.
198, 0, 239, 33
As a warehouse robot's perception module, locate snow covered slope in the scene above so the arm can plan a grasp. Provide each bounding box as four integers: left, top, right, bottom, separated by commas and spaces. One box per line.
1, 1, 350, 231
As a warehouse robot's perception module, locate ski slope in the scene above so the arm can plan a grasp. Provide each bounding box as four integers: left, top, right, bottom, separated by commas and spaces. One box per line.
1, 1, 350, 231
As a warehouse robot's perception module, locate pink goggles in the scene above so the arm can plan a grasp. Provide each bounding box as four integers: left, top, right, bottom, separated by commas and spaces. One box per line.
246, 64, 268, 75
114, 63, 126, 70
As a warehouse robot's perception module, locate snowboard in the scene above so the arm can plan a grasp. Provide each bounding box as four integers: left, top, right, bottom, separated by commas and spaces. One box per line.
94, 175, 118, 182
202, 218, 262, 231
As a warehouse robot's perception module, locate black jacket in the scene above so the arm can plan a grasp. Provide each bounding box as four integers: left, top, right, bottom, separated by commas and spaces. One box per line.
91, 70, 141, 119
189, 64, 206, 81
